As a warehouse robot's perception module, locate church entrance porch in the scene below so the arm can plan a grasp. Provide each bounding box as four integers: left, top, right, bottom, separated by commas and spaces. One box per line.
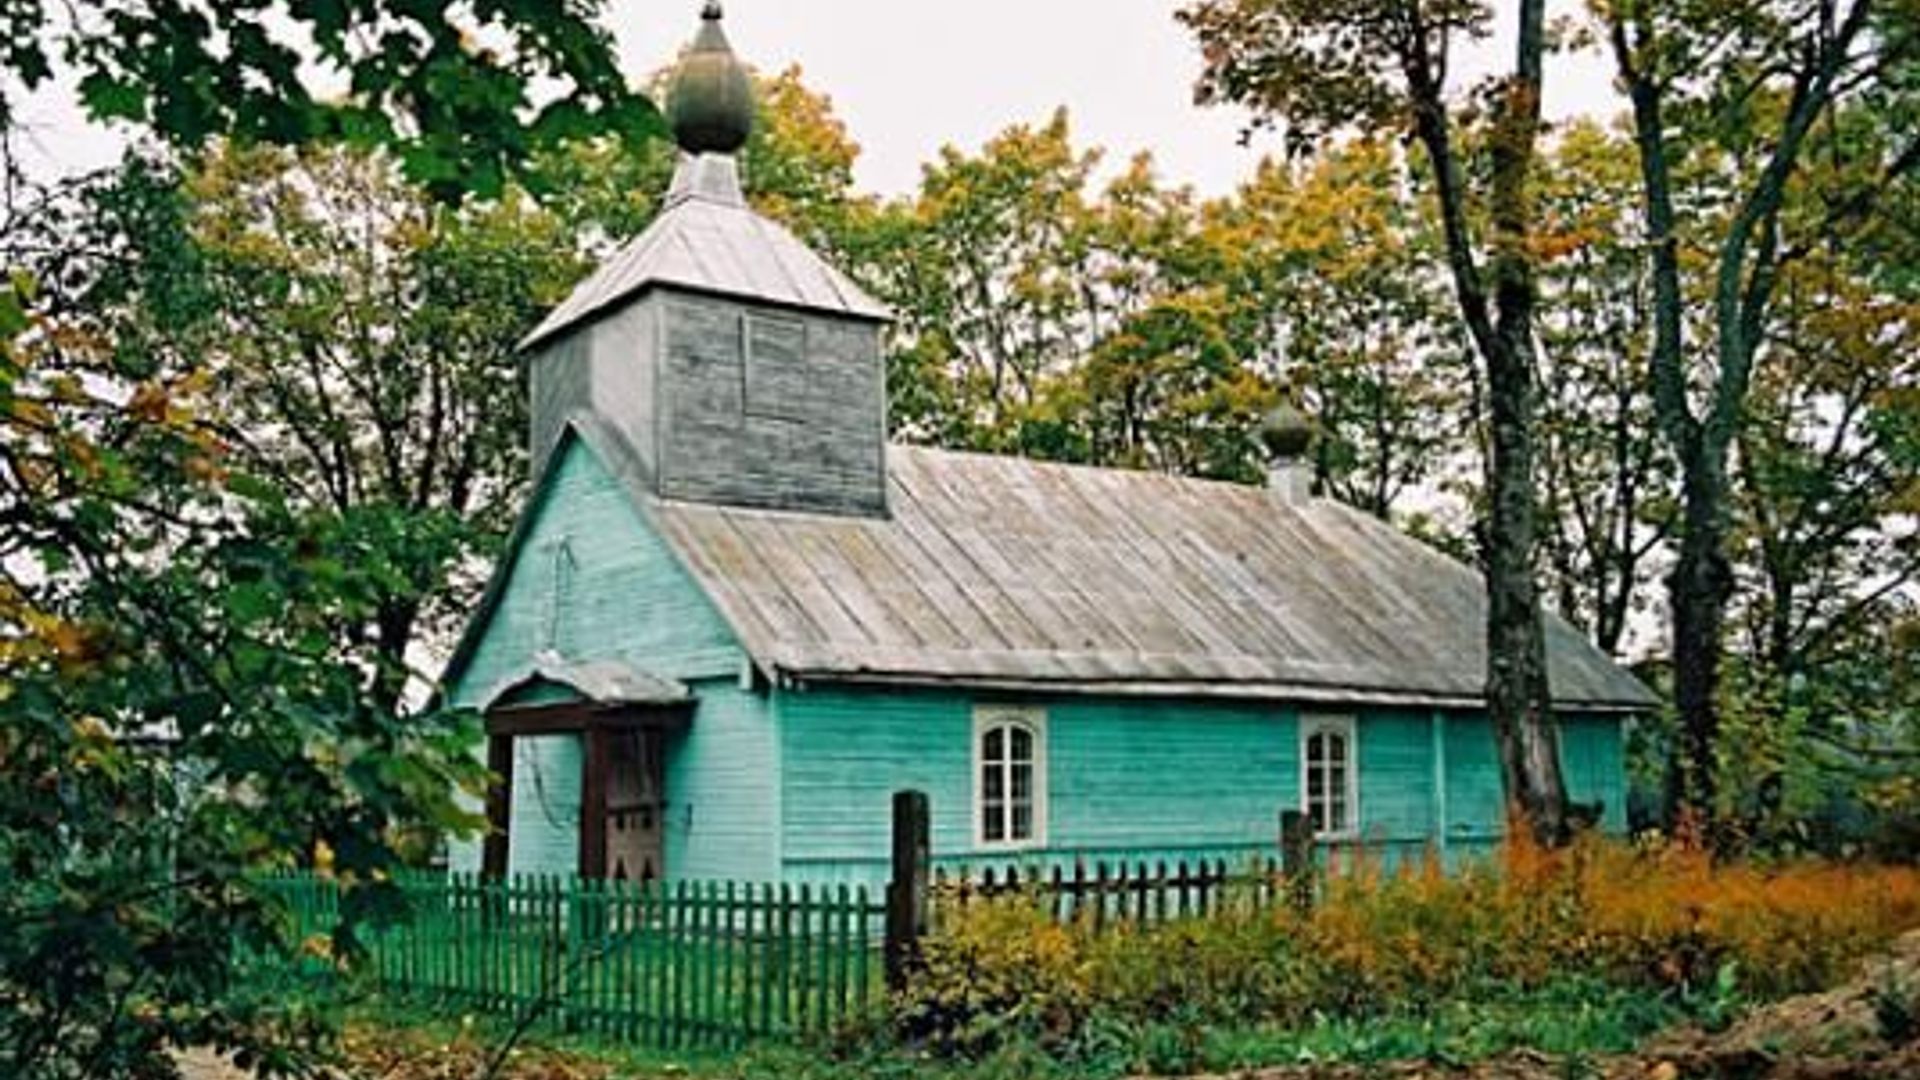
477, 659, 691, 881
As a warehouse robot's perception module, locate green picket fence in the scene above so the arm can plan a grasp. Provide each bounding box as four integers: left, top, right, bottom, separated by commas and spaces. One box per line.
266, 871, 883, 1049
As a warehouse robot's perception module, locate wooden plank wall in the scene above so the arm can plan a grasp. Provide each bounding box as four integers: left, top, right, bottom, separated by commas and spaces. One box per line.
774, 683, 1629, 886
655, 292, 888, 517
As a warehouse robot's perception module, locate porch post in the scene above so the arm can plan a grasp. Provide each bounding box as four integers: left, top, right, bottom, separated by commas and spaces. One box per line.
579, 726, 611, 879
483, 732, 513, 878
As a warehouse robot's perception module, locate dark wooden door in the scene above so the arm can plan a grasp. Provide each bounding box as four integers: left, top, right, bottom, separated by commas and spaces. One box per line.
603, 729, 665, 882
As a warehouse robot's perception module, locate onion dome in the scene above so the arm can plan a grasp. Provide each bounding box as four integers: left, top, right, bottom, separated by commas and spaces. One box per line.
665, 2, 755, 156
1258, 400, 1315, 461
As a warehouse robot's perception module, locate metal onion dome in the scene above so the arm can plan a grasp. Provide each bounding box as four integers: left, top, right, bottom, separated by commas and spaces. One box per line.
1258, 400, 1315, 460
665, 2, 755, 155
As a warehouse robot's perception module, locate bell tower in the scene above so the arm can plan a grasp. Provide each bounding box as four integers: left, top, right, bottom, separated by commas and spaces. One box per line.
519, 2, 892, 516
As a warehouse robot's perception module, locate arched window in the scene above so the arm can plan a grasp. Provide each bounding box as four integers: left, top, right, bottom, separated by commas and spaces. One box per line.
1301, 716, 1358, 838
975, 706, 1046, 847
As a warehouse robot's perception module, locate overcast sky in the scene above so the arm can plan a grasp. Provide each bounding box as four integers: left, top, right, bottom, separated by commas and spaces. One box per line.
615, 0, 1626, 197
11, 0, 1627, 199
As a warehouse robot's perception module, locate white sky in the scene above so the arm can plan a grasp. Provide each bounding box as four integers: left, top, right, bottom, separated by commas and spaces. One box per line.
12, 0, 1627, 198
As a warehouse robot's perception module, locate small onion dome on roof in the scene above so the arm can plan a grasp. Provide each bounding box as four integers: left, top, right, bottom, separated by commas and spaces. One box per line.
1258, 400, 1315, 460
666, 2, 755, 155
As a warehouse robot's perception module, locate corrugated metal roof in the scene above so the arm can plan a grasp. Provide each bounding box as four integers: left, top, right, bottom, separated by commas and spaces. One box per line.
646, 443, 1657, 710
519, 155, 890, 352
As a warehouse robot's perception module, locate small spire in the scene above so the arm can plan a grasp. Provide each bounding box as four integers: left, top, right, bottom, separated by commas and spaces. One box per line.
1259, 397, 1315, 502
666, 1, 754, 156
1258, 400, 1314, 461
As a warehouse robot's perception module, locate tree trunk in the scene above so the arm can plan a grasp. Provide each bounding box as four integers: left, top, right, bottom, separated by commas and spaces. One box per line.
1482, 0, 1570, 846
370, 597, 421, 716
1485, 323, 1570, 844
1669, 462, 1734, 826
1402, 0, 1571, 844
1607, 0, 1878, 839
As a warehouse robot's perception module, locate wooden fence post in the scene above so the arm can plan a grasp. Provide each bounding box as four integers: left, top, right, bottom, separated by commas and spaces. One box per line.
1280, 809, 1315, 914
885, 790, 930, 992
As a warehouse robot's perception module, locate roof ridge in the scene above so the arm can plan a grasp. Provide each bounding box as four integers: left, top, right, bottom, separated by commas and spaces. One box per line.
890, 442, 1305, 506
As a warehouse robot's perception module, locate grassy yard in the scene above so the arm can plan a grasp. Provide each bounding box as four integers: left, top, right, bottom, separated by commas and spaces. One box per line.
216, 842, 1920, 1079
179, 929, 1920, 1079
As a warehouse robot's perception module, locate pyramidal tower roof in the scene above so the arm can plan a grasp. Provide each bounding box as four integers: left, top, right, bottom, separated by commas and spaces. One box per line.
520, 3, 889, 353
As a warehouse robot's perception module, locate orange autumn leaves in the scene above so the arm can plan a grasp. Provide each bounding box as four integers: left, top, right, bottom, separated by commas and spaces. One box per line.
905, 836, 1920, 1051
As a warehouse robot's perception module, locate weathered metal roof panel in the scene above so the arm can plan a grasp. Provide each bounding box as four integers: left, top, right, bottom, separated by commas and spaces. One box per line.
480, 654, 692, 711
648, 445, 1659, 710
520, 158, 890, 352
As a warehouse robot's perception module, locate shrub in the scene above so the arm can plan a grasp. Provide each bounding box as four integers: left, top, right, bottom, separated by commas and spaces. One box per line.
897, 837, 1920, 1056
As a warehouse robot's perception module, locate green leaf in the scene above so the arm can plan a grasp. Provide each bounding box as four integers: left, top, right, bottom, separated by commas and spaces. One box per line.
76, 71, 146, 122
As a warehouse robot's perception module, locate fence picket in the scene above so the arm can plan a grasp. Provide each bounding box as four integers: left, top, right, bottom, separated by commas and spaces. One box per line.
259, 869, 888, 1049
776, 883, 793, 1033
795, 883, 812, 1034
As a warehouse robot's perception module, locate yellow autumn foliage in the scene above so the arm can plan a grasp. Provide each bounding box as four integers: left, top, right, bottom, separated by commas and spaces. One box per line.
898, 836, 1920, 1053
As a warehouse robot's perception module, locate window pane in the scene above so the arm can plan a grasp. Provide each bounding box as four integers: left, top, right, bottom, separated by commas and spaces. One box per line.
1329, 734, 1346, 763
1309, 800, 1326, 831
1306, 732, 1324, 764
979, 715, 1042, 845
1307, 767, 1323, 797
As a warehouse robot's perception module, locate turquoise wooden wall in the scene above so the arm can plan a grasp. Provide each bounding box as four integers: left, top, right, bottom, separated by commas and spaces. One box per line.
774, 683, 1627, 886
664, 678, 780, 881
445, 437, 767, 878
775, 687, 1300, 885
447, 437, 743, 706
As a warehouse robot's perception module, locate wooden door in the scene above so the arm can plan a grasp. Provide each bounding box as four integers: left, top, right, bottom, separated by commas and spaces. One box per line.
603, 729, 665, 882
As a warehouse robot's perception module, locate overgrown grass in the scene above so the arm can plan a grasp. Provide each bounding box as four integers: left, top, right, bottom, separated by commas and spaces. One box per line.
336, 978, 1685, 1080
897, 835, 1920, 1061
322, 838, 1920, 1078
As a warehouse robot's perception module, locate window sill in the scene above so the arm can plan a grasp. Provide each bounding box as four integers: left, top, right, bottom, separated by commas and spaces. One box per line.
974, 839, 1047, 854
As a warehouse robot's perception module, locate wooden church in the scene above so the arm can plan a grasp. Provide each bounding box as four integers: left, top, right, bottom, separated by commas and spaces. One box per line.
442, 3, 1655, 887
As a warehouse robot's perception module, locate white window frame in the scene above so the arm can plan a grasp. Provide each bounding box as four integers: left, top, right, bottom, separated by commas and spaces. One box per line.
973, 705, 1047, 850
1299, 714, 1359, 840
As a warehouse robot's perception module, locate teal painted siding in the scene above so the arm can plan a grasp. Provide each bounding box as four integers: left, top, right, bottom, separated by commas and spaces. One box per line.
665, 678, 781, 881
448, 438, 743, 711
776, 685, 1630, 885
1355, 710, 1438, 843
1444, 711, 1629, 856
445, 439, 760, 879
1049, 698, 1293, 855
505, 736, 585, 877
776, 686, 972, 883
448, 734, 588, 878
1562, 715, 1629, 833
777, 686, 1301, 886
